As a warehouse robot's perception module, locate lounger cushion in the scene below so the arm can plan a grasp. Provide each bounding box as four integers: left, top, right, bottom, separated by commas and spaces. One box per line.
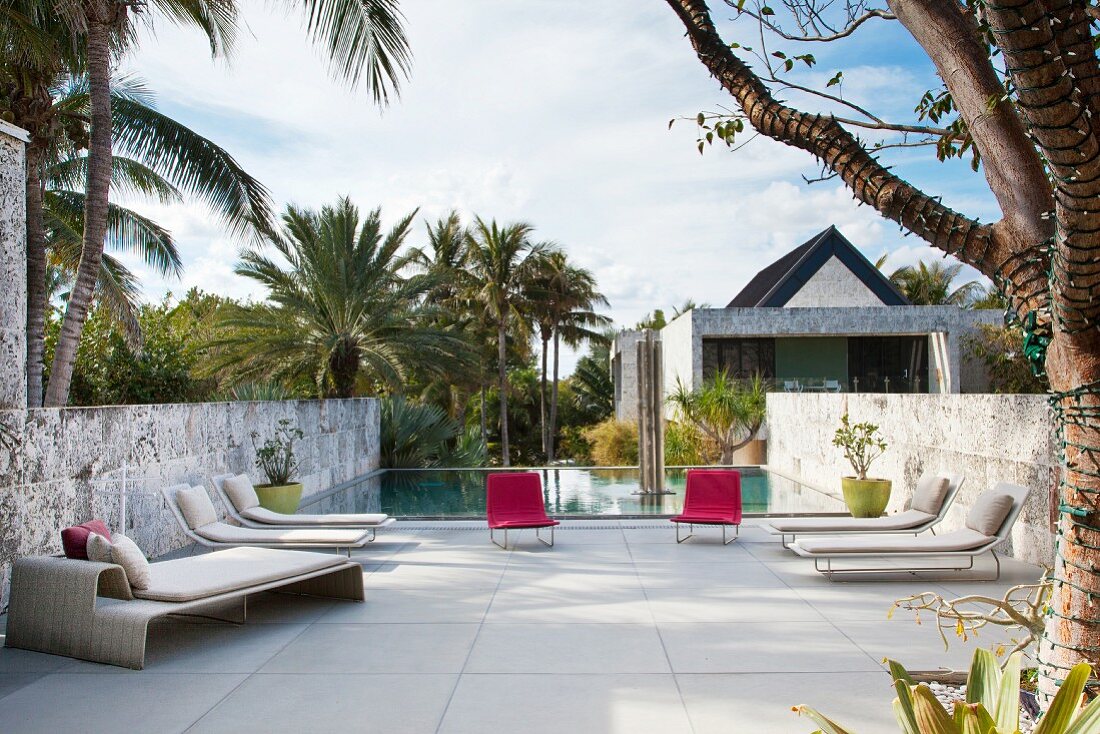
87, 533, 151, 589
240, 506, 390, 526
223, 474, 260, 512
61, 519, 112, 559
794, 528, 995, 554
767, 509, 936, 533
966, 492, 1014, 535
177, 486, 218, 530
132, 547, 347, 602
910, 476, 950, 514
193, 521, 371, 546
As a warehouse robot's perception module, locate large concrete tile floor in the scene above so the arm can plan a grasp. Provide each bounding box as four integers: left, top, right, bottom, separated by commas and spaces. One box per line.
0, 521, 1042, 733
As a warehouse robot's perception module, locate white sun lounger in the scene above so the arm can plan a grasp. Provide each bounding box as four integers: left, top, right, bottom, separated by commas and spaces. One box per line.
759, 472, 964, 548
211, 473, 395, 540
5, 547, 363, 669
163, 484, 375, 556
788, 482, 1028, 580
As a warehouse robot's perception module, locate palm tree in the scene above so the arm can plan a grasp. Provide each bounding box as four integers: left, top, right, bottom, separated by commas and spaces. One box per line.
528, 251, 610, 461
220, 197, 468, 398
884, 259, 981, 306
570, 336, 614, 424
27, 0, 411, 406
464, 218, 548, 466
668, 372, 767, 465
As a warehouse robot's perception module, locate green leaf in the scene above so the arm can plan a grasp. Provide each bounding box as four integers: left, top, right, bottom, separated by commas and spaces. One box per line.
966, 648, 999, 710
784, 59, 794, 72
760, 5, 774, 15
772, 50, 786, 59
913, 685, 957, 734
792, 705, 857, 734
1064, 695, 1100, 734
1035, 663, 1091, 734
995, 652, 1022, 731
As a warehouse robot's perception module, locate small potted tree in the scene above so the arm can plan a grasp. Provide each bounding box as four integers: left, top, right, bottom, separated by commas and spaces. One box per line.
251, 419, 305, 514
832, 413, 890, 518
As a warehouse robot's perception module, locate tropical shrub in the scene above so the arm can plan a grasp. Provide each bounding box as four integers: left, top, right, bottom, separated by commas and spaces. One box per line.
585, 419, 638, 466
381, 396, 487, 469
664, 420, 709, 465
795, 648, 1100, 733
667, 372, 766, 464
965, 323, 1048, 394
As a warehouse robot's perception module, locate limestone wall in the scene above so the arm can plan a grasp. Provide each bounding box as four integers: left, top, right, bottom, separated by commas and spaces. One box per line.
783, 256, 890, 307
0, 123, 28, 410
766, 393, 1056, 564
0, 398, 380, 605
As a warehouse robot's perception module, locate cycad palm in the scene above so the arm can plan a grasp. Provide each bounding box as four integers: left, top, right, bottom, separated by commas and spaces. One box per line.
222, 197, 468, 398
464, 218, 548, 466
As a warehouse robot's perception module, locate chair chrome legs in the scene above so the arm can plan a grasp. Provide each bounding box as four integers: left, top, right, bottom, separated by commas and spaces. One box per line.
813, 551, 996, 581
676, 523, 739, 544
490, 527, 555, 549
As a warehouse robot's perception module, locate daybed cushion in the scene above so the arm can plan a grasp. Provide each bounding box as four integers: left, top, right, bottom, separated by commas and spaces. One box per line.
767, 509, 935, 533
177, 486, 218, 530
87, 533, 151, 589
911, 475, 951, 515
794, 528, 995, 555
133, 547, 347, 602
966, 492, 1014, 535
193, 522, 371, 545
240, 506, 390, 526
223, 474, 260, 512
61, 519, 111, 559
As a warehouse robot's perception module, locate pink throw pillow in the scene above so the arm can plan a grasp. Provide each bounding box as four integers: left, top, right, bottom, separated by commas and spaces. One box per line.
61, 519, 112, 559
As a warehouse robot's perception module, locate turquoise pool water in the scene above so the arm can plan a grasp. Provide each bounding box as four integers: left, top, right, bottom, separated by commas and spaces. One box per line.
300, 467, 846, 519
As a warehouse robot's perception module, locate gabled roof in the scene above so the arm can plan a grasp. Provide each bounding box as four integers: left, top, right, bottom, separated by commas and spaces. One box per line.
726, 225, 909, 307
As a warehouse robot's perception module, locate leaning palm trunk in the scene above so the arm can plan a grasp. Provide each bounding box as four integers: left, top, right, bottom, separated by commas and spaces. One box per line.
44, 6, 117, 407
548, 330, 561, 461
24, 145, 47, 407
497, 321, 510, 466
664, 0, 1100, 702
540, 333, 549, 458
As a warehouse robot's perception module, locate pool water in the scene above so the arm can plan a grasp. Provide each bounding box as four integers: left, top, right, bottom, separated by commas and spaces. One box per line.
299, 467, 846, 519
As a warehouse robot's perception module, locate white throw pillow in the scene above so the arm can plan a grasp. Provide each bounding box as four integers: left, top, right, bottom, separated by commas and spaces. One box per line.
177, 486, 218, 529
965, 492, 1014, 536
910, 475, 950, 515
223, 474, 260, 511
87, 533, 151, 590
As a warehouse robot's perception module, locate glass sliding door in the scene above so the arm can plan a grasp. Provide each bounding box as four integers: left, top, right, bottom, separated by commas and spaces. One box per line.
847, 336, 929, 393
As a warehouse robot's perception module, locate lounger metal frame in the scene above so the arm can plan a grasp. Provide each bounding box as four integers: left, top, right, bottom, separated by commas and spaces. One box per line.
789, 482, 1027, 582
210, 474, 394, 540
762, 473, 965, 548
675, 522, 740, 545
489, 526, 555, 550
162, 484, 371, 557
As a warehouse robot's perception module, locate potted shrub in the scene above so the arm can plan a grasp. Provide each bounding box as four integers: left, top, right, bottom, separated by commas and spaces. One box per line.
832, 413, 890, 518
250, 419, 305, 514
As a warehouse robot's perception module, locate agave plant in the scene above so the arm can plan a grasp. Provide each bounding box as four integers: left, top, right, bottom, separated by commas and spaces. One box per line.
795, 648, 1100, 733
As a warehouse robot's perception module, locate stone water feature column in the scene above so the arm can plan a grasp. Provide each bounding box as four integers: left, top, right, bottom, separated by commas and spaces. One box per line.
0, 121, 28, 410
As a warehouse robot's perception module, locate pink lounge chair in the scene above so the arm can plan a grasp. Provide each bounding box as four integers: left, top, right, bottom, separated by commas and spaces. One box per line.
486, 472, 560, 549
670, 469, 742, 544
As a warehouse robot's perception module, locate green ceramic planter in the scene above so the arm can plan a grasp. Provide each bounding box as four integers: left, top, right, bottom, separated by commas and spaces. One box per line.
254, 482, 303, 515
841, 477, 892, 518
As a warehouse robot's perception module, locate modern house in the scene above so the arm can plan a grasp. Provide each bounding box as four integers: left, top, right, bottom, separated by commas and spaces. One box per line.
612, 225, 1001, 420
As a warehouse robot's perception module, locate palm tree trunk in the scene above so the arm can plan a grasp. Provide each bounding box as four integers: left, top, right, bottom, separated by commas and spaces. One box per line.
540, 333, 549, 459
548, 329, 561, 462
43, 7, 116, 407
479, 384, 487, 446
497, 320, 510, 466
24, 145, 46, 408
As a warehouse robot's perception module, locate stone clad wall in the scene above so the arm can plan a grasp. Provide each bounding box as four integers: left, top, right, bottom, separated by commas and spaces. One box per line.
766, 393, 1057, 564
0, 123, 28, 410
0, 398, 380, 605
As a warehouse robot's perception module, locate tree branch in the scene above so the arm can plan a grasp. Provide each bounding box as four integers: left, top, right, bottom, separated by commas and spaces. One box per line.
732, 4, 896, 42
665, 0, 999, 275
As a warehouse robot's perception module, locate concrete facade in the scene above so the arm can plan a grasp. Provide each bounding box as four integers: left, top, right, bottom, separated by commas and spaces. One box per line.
0, 122, 29, 410
0, 398, 380, 606
766, 393, 1056, 565
783, 256, 889, 307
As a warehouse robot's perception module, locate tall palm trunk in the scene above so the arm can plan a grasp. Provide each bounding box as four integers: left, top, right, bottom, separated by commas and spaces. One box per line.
25, 145, 47, 407
44, 6, 116, 407
497, 320, 510, 466
548, 329, 561, 462
479, 384, 487, 446
539, 331, 550, 458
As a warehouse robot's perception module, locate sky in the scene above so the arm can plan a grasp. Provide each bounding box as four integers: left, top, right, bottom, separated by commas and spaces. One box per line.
116, 0, 1003, 375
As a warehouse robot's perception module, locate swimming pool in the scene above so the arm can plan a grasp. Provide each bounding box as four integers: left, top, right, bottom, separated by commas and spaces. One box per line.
299, 466, 847, 519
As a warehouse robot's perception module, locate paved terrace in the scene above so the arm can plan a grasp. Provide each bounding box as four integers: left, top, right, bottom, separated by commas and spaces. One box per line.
0, 521, 1041, 733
